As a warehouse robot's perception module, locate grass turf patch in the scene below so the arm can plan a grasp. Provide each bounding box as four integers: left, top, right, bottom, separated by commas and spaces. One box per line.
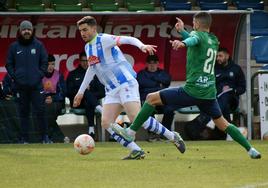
0, 141, 267, 188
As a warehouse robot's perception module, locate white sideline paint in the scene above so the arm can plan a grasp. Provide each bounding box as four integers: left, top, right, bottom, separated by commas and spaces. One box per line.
234, 182, 268, 188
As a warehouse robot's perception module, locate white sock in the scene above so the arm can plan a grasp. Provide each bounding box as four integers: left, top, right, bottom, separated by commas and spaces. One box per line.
206, 120, 215, 129
107, 127, 141, 151
126, 142, 142, 151
88, 126, 94, 134
95, 105, 103, 113
142, 117, 175, 141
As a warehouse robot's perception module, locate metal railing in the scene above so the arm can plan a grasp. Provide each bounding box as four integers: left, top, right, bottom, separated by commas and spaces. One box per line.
250, 70, 268, 139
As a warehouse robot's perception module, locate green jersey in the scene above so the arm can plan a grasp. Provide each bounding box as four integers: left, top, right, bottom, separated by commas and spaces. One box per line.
183, 31, 219, 99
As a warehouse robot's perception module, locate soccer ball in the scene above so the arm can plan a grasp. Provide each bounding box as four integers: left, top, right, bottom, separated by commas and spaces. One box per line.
74, 134, 95, 155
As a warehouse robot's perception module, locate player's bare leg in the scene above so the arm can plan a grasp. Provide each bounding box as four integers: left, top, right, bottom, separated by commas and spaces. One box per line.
102, 103, 144, 159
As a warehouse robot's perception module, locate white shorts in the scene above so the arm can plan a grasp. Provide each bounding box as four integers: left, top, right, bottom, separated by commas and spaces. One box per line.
103, 80, 140, 105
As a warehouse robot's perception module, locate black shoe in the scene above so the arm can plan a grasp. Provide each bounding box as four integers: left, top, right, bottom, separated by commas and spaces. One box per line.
122, 150, 145, 160
172, 132, 186, 154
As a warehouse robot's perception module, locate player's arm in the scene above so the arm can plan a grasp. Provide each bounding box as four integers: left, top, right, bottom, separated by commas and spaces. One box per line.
180, 30, 190, 40
73, 67, 95, 107
78, 67, 95, 95
104, 34, 157, 55
39, 43, 48, 78
5, 45, 16, 80
116, 36, 144, 48
175, 17, 190, 40
119, 36, 157, 54
182, 35, 199, 47
170, 34, 199, 50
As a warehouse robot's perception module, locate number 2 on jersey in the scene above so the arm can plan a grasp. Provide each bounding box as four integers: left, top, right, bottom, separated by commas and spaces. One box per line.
203, 48, 217, 74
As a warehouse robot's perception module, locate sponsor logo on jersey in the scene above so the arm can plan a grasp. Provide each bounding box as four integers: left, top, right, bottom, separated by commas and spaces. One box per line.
88, 56, 100, 65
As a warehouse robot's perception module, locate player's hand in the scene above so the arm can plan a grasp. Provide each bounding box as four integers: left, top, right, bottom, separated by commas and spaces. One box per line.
73, 93, 83, 107
175, 17, 184, 32
169, 40, 185, 50
141, 45, 157, 55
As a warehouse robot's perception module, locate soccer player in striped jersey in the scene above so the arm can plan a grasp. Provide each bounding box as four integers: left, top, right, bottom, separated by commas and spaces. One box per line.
112, 12, 261, 159
73, 16, 185, 160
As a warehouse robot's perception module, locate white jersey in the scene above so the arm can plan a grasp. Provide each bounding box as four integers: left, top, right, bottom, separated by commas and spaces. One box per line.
78, 33, 145, 94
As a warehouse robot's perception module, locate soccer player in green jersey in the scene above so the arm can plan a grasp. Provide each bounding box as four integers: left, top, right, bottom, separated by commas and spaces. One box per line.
112, 12, 261, 159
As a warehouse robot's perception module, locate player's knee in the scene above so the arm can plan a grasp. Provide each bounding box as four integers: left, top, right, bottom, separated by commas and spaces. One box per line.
145, 94, 154, 105
145, 92, 160, 105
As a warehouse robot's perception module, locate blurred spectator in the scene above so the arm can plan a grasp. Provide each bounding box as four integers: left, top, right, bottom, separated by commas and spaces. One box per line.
43, 54, 66, 107
5, 20, 49, 144
185, 47, 246, 140
0, 80, 14, 143
67, 52, 105, 138
137, 54, 174, 141
0, 55, 65, 143
42, 54, 66, 142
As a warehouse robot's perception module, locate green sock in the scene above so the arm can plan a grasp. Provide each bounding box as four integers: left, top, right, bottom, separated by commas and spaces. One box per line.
225, 124, 251, 151
130, 102, 155, 132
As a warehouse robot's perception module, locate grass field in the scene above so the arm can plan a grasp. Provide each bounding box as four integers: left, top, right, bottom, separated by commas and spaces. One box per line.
0, 141, 267, 188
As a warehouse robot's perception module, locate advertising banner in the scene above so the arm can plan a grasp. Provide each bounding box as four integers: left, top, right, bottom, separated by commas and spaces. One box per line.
258, 74, 268, 139
0, 14, 241, 81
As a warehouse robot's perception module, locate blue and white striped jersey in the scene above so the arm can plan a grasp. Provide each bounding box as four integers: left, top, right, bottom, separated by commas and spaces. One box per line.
78, 33, 144, 94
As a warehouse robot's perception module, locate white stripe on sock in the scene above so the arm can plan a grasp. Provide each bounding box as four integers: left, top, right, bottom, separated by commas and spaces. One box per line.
143, 117, 174, 141
107, 127, 141, 151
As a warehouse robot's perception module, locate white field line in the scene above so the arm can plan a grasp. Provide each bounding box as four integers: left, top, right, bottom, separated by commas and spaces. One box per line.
234, 181, 268, 188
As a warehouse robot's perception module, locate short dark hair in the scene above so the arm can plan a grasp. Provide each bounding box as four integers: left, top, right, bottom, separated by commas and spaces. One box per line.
79, 51, 87, 59
146, 54, 159, 63
77, 16, 97, 27
194, 12, 212, 28
48, 54, 55, 62
218, 47, 229, 54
